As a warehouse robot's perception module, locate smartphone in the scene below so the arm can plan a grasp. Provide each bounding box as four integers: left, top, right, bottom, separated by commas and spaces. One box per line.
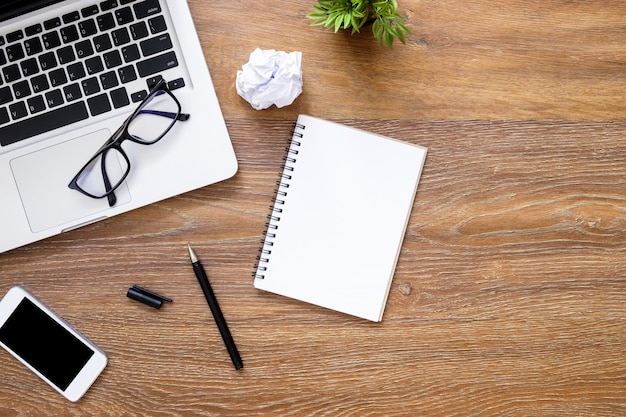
0, 286, 107, 402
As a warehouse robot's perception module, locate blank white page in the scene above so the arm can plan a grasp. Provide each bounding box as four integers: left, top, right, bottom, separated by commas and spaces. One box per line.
254, 115, 427, 321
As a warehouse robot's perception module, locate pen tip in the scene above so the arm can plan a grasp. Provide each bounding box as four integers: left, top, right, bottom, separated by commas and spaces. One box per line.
187, 244, 198, 263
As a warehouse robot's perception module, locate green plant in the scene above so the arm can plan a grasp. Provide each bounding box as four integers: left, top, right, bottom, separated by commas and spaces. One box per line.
307, 0, 411, 47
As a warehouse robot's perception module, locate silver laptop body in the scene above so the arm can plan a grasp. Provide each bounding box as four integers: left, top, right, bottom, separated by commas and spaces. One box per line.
0, 0, 237, 253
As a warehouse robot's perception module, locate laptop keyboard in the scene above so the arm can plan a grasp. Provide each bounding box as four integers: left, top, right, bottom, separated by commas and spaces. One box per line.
0, 0, 185, 147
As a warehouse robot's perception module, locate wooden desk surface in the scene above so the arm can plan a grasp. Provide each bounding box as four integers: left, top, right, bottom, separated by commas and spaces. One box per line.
1, 1, 625, 415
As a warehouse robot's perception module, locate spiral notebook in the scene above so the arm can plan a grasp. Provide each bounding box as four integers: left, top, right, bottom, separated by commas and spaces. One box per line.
253, 115, 427, 321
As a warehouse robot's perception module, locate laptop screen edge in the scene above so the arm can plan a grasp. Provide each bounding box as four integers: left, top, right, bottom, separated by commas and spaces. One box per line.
0, 0, 66, 23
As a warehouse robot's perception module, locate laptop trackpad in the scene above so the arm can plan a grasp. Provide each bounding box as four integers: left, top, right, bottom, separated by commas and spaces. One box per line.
10, 129, 131, 233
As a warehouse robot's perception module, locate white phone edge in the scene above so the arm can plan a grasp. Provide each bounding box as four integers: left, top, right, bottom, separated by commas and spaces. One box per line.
0, 286, 107, 402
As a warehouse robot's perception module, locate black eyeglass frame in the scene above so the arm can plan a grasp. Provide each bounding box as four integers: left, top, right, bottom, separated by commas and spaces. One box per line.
68, 79, 190, 207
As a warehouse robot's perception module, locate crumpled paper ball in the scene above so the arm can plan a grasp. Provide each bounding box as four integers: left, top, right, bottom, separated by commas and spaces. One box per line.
236, 48, 303, 110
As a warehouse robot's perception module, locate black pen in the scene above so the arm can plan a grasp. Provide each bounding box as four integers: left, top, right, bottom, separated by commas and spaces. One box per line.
187, 244, 243, 370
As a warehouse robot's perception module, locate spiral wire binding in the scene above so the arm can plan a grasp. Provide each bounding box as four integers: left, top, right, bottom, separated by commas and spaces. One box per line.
253, 123, 305, 279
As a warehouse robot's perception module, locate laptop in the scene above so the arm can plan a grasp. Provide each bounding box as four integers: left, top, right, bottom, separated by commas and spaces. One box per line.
0, 0, 238, 253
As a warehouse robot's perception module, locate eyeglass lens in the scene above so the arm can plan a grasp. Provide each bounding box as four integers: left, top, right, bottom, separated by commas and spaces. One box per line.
74, 148, 129, 198
128, 90, 180, 144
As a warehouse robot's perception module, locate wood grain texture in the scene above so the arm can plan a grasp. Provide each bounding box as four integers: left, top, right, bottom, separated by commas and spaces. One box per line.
192, 0, 626, 121
1, 0, 625, 415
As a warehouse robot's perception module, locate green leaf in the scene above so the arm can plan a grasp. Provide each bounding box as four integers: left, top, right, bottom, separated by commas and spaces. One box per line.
343, 12, 352, 28
333, 14, 343, 32
350, 14, 361, 32
394, 27, 406, 44
372, 18, 383, 43
383, 29, 393, 47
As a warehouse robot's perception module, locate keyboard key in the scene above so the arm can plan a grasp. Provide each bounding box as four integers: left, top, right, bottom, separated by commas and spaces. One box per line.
167, 77, 184, 90
13, 80, 31, 99
45, 89, 64, 108
86, 56, 104, 74
101, 0, 119, 11
93, 33, 112, 52
137, 51, 178, 77
0, 107, 9, 125
148, 15, 167, 34
145, 75, 162, 89
81, 5, 100, 18
118, 65, 137, 83
130, 21, 148, 40
2, 64, 21, 83
112, 27, 131, 46
0, 86, 12, 105
0, 50, 6, 66
0, 36, 4, 47
61, 25, 80, 43
7, 30, 24, 43
57, 45, 76, 64
9, 101, 28, 120
39, 52, 58, 71
130, 90, 147, 102
87, 93, 111, 116
43, 17, 62, 30
20, 58, 39, 77
81, 77, 100, 95
27, 95, 46, 114
75, 40, 94, 58
97, 13, 116, 31
103, 50, 122, 68
121, 44, 140, 62
6, 44, 25, 61
0, 101, 89, 146
134, 0, 161, 19
67, 62, 86, 81
100, 71, 119, 89
121, 0, 138, 4
140, 33, 171, 56
110, 86, 129, 108
116, 7, 134, 26
79, 19, 98, 37
62, 11, 81, 24
49, 68, 68, 87
24, 37, 43, 55
31, 74, 50, 93
42, 31, 61, 49
25, 24, 43, 37
63, 83, 82, 102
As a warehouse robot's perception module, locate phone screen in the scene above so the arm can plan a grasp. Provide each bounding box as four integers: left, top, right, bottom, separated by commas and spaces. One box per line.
0, 298, 94, 391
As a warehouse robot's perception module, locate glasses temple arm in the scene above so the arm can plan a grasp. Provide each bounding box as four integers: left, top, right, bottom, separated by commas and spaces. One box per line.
137, 109, 190, 121
100, 149, 117, 207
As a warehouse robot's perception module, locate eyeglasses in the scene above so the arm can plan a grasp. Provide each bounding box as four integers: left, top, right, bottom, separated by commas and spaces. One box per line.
68, 79, 189, 207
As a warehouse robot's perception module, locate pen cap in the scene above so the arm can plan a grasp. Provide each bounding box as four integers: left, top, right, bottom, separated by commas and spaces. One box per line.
126, 285, 172, 309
